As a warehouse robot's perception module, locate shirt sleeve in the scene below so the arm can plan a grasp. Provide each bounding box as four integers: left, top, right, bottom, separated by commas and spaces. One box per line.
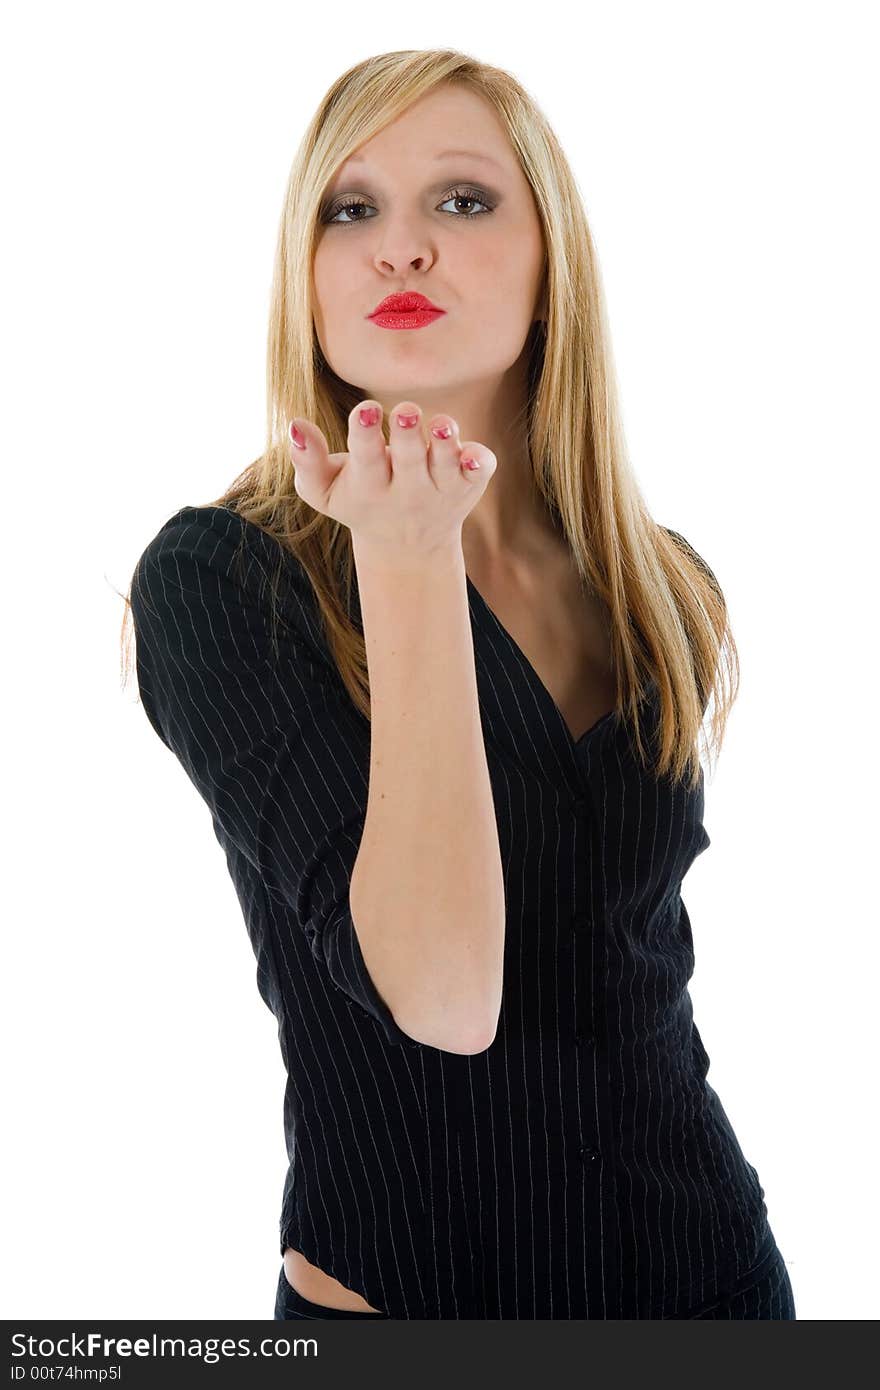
129, 505, 416, 1048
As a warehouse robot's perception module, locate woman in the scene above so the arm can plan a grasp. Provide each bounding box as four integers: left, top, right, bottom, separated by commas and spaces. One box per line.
123, 48, 795, 1320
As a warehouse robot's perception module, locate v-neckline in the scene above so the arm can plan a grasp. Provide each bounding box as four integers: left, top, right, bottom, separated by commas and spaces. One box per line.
465, 572, 619, 749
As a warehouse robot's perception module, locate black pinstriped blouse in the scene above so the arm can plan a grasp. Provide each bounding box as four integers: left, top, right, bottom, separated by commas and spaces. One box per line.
130, 503, 774, 1319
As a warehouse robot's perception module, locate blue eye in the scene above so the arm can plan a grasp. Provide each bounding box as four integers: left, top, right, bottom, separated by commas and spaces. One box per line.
323, 187, 496, 225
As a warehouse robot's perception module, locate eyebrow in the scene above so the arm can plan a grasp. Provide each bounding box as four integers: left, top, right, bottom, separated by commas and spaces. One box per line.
339, 148, 506, 173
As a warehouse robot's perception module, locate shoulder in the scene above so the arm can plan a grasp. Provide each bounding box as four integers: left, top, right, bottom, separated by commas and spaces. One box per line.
132, 503, 316, 612
134, 504, 275, 573
660, 525, 723, 599
130, 503, 341, 680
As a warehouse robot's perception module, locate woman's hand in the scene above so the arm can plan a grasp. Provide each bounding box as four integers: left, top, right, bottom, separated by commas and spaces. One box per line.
288, 399, 497, 558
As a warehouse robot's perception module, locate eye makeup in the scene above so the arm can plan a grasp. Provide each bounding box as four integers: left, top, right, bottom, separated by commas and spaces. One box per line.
323, 185, 497, 226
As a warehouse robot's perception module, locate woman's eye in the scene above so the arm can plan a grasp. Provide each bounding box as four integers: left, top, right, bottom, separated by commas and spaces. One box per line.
324, 188, 495, 225
324, 201, 374, 225
437, 189, 494, 217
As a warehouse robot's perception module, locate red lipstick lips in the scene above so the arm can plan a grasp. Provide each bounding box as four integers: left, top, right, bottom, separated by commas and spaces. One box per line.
367, 292, 447, 331
370, 291, 444, 315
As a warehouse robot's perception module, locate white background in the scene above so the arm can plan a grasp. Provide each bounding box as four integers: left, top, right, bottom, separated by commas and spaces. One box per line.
3, 0, 877, 1321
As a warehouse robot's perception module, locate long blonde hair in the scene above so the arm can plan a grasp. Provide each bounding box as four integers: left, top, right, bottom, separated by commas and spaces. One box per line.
120, 47, 738, 792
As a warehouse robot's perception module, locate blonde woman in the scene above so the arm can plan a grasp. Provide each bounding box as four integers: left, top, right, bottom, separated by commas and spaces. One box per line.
123, 49, 795, 1321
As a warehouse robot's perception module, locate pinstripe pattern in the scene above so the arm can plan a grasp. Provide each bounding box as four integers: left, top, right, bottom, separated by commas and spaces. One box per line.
131, 504, 784, 1319
666, 1239, 796, 1319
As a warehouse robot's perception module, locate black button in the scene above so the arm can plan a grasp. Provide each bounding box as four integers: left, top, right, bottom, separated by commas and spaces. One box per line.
574, 1031, 595, 1048
579, 1145, 600, 1163
571, 910, 590, 931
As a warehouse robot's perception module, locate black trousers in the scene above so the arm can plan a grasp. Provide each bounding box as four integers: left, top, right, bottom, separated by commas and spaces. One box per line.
273, 1245, 796, 1320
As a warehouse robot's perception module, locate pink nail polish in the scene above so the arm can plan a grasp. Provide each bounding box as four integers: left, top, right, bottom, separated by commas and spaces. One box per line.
396, 412, 420, 429
289, 421, 306, 450
431, 423, 453, 439
359, 406, 380, 427
462, 456, 480, 470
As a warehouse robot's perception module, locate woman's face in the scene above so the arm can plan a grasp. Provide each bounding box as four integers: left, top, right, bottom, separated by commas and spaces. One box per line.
312, 84, 547, 408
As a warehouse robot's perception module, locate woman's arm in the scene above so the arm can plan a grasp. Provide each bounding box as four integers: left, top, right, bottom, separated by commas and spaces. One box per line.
350, 540, 506, 1056
130, 506, 423, 1050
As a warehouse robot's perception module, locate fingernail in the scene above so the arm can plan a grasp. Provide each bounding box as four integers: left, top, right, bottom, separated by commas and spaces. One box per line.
396, 411, 420, 429
431, 422, 454, 439
359, 406, 380, 428
462, 456, 480, 470
289, 421, 306, 450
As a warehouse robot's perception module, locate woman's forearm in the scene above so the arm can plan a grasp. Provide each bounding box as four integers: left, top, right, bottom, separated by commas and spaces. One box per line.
348, 540, 506, 1054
